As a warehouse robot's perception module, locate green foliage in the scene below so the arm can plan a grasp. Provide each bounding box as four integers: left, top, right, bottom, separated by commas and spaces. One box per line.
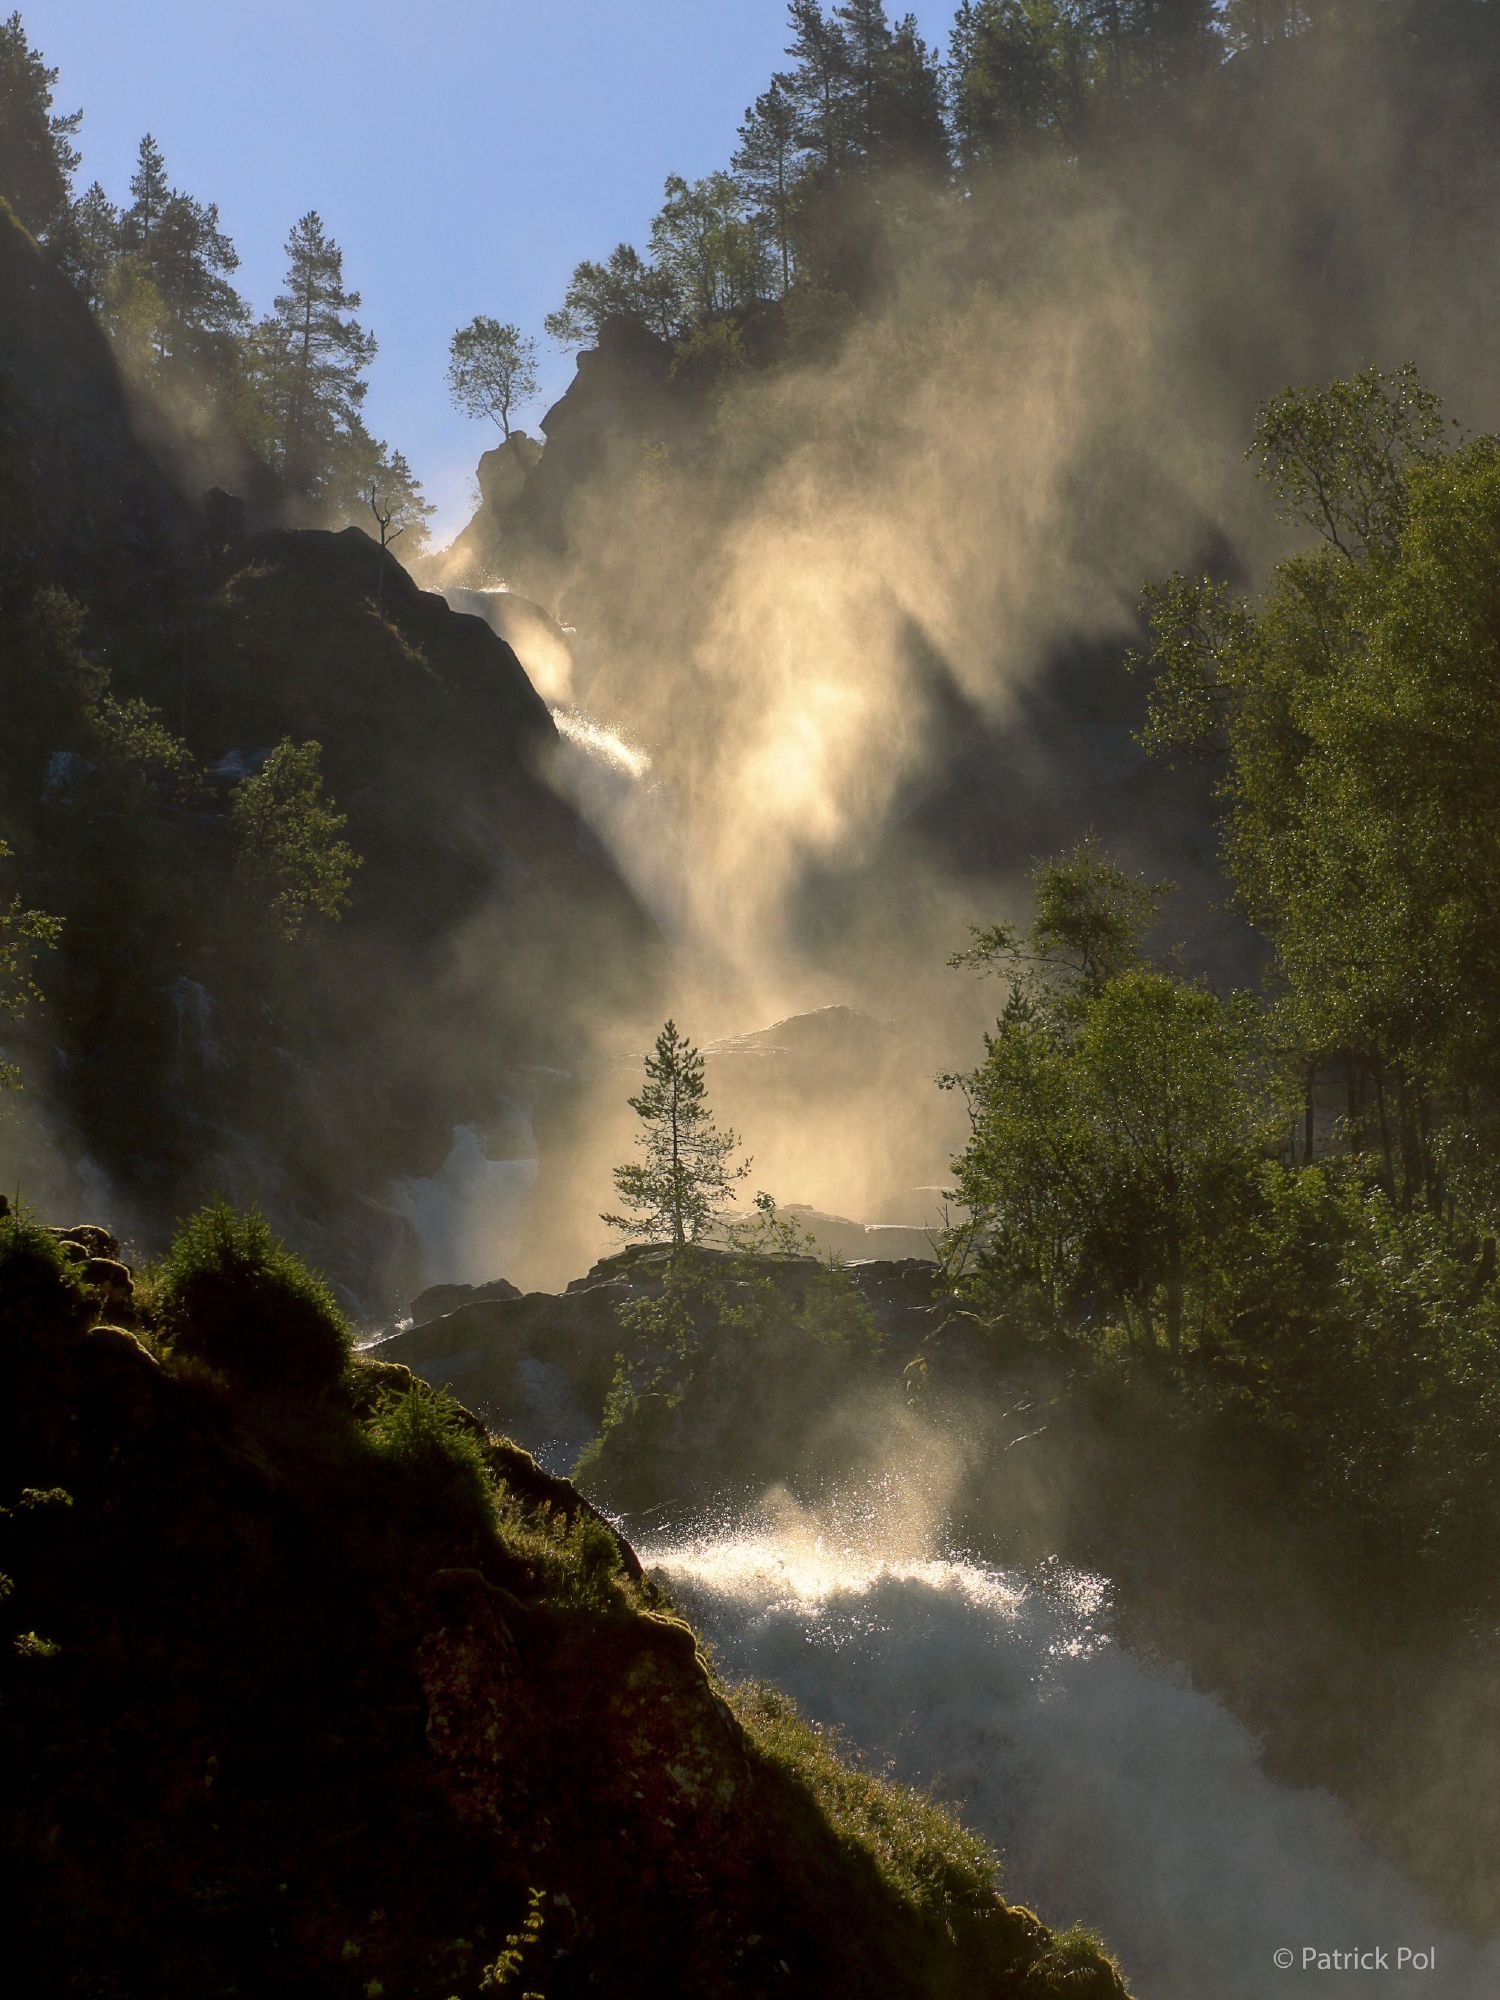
948, 847, 1272, 1353
670, 316, 751, 390
448, 315, 539, 439
1200, 1159, 1500, 1581
732, 1678, 1001, 1913
364, 1383, 497, 1534
0, 840, 62, 1095
0, 1208, 90, 1341
257, 210, 377, 500
604, 1019, 751, 1246
0, 12, 80, 239
230, 738, 360, 942
576, 1208, 879, 1508
950, 837, 1168, 995
88, 693, 206, 805
544, 241, 683, 349
478, 1886, 546, 1995
157, 1199, 351, 1393
949, 1, 1096, 167
1135, 371, 1500, 1215
649, 171, 770, 322
1249, 361, 1448, 561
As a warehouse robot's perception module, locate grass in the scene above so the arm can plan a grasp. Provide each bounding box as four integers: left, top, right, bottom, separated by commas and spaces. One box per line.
730, 1678, 1000, 1915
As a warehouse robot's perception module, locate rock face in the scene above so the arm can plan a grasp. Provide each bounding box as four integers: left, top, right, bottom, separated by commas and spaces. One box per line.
0, 1213, 1132, 2000
0, 219, 664, 1306
378, 1245, 953, 1509
432, 316, 683, 603
432, 430, 544, 585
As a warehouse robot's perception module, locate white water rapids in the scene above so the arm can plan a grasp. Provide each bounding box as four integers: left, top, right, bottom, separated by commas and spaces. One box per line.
648, 1497, 1498, 2000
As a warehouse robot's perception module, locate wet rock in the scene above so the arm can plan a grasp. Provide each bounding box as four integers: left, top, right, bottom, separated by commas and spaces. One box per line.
408, 1276, 522, 1322
52, 1223, 121, 1261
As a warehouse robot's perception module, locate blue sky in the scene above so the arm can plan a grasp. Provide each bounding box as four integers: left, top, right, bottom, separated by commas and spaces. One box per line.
24, 1, 951, 542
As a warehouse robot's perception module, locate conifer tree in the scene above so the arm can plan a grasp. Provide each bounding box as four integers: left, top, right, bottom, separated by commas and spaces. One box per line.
63, 181, 120, 313
260, 212, 377, 499
122, 132, 169, 240
835, 0, 895, 155
121, 137, 247, 362
0, 12, 80, 239
783, 0, 855, 180
880, 14, 951, 173
604, 1021, 751, 1248
734, 81, 802, 294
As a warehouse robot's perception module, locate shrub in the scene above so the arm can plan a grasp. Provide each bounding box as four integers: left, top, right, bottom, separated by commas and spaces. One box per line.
364, 1384, 496, 1533
157, 1200, 350, 1393
0, 1209, 91, 1342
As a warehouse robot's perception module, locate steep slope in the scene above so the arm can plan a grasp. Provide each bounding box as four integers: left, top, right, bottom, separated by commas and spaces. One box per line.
0, 1207, 1131, 2000
0, 207, 661, 1301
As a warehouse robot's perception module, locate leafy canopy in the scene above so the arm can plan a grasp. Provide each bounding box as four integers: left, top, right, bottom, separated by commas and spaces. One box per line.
447, 315, 539, 439
230, 739, 360, 943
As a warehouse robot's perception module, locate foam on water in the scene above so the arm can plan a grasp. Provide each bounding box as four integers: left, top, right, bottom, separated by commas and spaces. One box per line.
650, 1500, 1497, 2000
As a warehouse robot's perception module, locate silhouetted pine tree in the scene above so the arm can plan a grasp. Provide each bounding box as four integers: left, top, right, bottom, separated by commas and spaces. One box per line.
0, 12, 80, 239
259, 212, 377, 500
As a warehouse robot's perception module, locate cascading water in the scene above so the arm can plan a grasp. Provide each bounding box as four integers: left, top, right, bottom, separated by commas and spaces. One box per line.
650, 1493, 1497, 2000
390, 1122, 537, 1289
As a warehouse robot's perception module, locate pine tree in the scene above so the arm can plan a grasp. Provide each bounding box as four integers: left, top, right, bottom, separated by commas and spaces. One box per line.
260, 212, 377, 499
880, 15, 951, 173
733, 81, 802, 295
0, 12, 80, 238
121, 132, 169, 241
604, 1021, 751, 1248
62, 181, 120, 313
783, 0, 855, 180
113, 135, 247, 369
834, 0, 894, 155
950, 2, 1091, 166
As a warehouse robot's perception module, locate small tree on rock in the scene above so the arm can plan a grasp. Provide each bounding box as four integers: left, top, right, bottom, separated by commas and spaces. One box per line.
604, 1019, 750, 1247
446, 315, 539, 440
231, 739, 360, 943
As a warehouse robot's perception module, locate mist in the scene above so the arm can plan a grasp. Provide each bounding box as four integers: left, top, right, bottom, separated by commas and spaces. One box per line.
414, 13, 1500, 1296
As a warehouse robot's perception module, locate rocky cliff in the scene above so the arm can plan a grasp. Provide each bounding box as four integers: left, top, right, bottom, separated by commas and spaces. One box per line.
0, 205, 661, 1303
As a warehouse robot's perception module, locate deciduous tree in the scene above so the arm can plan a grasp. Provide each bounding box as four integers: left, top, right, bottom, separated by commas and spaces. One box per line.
446, 315, 539, 439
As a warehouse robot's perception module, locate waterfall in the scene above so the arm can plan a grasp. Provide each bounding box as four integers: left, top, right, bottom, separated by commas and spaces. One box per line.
390, 1122, 537, 1289
650, 1496, 1497, 2000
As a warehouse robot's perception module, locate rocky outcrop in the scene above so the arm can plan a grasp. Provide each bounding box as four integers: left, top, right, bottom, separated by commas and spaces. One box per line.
432, 430, 544, 585
433, 316, 684, 603
378, 1244, 957, 1514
